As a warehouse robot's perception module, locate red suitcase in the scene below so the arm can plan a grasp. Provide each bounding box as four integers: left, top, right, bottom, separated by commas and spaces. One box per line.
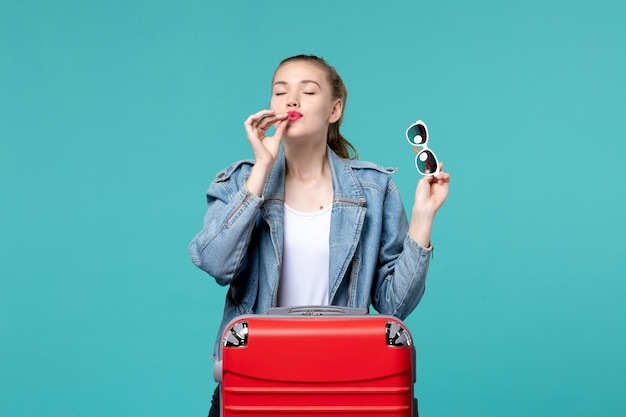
213, 306, 418, 416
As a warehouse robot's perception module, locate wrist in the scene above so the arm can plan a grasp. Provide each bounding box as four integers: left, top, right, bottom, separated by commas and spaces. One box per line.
408, 221, 433, 248
411, 206, 436, 223
246, 162, 273, 197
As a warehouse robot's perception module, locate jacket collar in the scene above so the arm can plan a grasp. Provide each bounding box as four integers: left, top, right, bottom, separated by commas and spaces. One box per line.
263, 146, 366, 205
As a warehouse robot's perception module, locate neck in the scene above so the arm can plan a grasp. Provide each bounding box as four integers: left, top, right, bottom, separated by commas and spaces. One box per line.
283, 140, 329, 180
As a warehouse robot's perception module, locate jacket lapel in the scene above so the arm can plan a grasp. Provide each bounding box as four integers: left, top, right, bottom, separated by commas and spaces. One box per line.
260, 150, 287, 296
327, 149, 367, 303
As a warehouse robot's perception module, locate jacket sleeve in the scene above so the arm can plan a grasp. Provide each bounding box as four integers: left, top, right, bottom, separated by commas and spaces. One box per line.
187, 162, 263, 286
371, 179, 432, 320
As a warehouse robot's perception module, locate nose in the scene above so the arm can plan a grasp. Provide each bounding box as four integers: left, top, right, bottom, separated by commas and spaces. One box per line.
286, 97, 299, 108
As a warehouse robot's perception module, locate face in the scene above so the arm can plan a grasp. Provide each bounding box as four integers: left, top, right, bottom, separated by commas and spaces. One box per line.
270, 61, 342, 140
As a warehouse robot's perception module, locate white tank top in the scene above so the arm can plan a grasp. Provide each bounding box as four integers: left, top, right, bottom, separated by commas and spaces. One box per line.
277, 203, 331, 307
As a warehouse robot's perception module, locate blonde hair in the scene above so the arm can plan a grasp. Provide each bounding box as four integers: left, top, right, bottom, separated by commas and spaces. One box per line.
275, 55, 358, 160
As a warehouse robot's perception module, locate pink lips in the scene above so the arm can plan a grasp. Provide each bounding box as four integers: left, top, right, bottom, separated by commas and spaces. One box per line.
287, 111, 303, 121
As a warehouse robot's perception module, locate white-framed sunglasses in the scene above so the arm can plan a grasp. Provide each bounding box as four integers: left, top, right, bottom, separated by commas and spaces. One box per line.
406, 120, 440, 176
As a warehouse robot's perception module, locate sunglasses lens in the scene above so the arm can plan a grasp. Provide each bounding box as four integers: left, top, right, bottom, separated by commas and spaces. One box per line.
407, 124, 427, 145
416, 150, 438, 175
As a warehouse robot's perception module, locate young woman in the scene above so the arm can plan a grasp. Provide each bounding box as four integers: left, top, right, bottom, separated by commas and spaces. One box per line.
188, 55, 450, 416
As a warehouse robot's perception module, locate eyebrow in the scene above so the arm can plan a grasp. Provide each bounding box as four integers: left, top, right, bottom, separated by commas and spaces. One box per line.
273, 80, 322, 88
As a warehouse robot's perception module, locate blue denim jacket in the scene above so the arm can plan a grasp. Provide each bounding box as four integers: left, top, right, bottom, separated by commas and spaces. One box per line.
189, 147, 432, 359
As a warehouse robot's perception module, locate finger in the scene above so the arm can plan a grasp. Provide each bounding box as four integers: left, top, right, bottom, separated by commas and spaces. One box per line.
418, 174, 434, 188
273, 117, 288, 139
435, 162, 449, 180
433, 172, 450, 182
244, 110, 278, 141
257, 113, 288, 131
244, 111, 269, 133
244, 118, 260, 141
244, 110, 276, 129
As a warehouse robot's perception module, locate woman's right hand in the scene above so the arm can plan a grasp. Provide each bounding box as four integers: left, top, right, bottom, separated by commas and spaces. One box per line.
243, 110, 288, 168
243, 110, 288, 197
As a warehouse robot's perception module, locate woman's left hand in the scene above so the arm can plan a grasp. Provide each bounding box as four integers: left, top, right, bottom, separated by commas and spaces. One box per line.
408, 163, 450, 247
413, 162, 451, 219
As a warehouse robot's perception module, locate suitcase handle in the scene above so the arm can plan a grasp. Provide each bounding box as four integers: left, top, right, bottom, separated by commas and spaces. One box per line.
266, 305, 368, 316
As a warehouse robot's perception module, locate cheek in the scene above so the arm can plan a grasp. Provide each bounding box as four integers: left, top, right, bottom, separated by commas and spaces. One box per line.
269, 95, 284, 110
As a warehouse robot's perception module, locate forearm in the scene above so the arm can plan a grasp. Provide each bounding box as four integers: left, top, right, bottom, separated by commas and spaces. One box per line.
373, 235, 431, 319
189, 185, 262, 285
245, 160, 273, 197
372, 183, 433, 318
408, 209, 435, 249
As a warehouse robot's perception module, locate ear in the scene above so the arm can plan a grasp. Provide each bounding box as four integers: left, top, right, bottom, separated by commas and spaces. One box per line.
328, 98, 343, 123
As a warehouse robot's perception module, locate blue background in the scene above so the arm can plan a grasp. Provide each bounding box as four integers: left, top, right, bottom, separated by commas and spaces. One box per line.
2, 1, 625, 416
